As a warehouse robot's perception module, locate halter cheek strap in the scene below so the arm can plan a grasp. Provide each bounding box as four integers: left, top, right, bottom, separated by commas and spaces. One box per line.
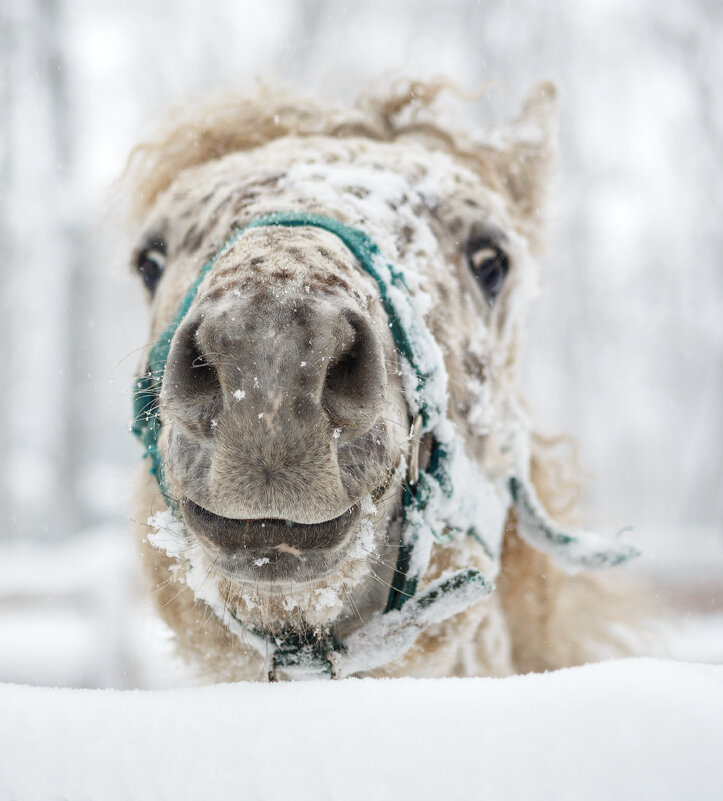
134, 211, 638, 679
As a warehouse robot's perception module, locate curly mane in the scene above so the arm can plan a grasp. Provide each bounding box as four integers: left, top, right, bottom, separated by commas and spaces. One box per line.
123, 79, 554, 247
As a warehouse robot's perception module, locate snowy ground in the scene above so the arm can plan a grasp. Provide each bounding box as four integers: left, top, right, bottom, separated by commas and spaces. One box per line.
1, 659, 722, 801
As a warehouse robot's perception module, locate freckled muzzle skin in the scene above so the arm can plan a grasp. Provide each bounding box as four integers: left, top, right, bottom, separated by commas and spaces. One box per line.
157, 224, 409, 590
162, 228, 392, 519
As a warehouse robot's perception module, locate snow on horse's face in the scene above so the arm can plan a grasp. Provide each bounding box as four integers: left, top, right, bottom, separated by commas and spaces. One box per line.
132, 88, 553, 635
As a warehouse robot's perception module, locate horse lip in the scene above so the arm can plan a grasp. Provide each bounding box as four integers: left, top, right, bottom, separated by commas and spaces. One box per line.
182, 499, 361, 553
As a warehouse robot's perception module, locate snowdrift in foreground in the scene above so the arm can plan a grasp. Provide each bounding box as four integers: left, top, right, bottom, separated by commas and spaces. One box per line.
1, 658, 722, 801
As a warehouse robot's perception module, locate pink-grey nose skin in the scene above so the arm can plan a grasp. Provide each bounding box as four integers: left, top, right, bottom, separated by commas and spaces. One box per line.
161, 294, 388, 451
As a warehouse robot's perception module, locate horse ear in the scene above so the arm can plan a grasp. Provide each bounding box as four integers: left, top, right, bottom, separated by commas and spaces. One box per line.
482, 81, 557, 247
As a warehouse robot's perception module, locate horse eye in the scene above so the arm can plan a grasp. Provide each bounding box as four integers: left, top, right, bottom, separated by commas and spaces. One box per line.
136, 247, 166, 293
466, 237, 509, 303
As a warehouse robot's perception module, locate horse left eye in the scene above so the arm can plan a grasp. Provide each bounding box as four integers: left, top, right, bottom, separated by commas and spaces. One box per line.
136, 247, 167, 293
466, 238, 509, 303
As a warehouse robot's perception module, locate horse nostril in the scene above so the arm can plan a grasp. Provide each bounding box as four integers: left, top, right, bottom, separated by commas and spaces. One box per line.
322, 311, 386, 432
186, 339, 221, 396
325, 342, 361, 400
163, 317, 223, 433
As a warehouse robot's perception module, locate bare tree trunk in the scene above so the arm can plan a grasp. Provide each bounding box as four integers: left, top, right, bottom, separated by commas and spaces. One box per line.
39, 0, 88, 536
0, 2, 13, 531
3, 0, 76, 541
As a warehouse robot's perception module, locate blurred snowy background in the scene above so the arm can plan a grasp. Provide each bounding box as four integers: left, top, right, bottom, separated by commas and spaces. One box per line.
0, 0, 721, 687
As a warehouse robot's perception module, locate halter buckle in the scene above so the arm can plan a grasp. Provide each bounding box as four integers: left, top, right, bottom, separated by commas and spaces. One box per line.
407, 414, 423, 485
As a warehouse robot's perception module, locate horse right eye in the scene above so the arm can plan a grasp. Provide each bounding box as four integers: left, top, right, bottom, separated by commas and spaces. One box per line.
136, 247, 166, 293
465, 236, 509, 304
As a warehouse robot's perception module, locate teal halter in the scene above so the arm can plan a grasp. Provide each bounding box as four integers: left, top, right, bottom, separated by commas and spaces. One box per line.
133, 211, 638, 679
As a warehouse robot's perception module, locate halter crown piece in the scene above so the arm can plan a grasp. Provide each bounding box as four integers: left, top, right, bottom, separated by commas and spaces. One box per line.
132, 211, 639, 679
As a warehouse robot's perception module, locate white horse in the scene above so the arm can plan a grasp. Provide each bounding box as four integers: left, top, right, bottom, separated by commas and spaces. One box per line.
126, 80, 638, 681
